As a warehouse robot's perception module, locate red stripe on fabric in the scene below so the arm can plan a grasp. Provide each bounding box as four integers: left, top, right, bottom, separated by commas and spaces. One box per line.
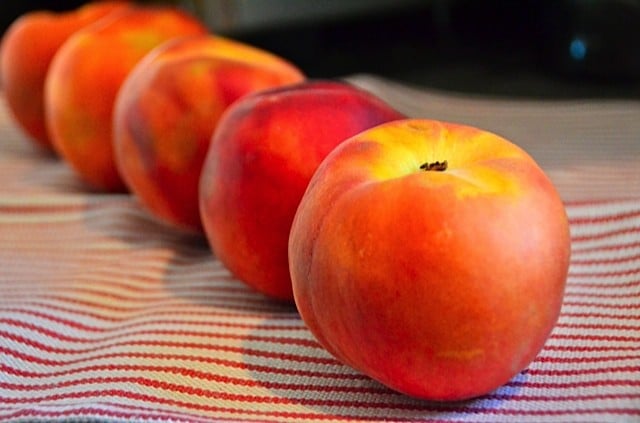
0, 362, 389, 395
0, 345, 364, 381
561, 311, 640, 320
5, 299, 300, 322
0, 390, 334, 421
526, 365, 640, 376
488, 393, 640, 404
536, 354, 640, 363
3, 295, 295, 319
561, 300, 639, 310
507, 378, 640, 390
556, 321, 640, 331
2, 282, 259, 300
1, 389, 640, 418
0, 330, 339, 365
1, 306, 129, 330
568, 209, 640, 225
543, 344, 640, 352
550, 333, 640, 342
0, 317, 319, 349
0, 380, 420, 410
563, 290, 640, 299
568, 268, 640, 278
0, 406, 222, 423
1, 306, 304, 332
571, 252, 640, 265
571, 240, 640, 254
39, 286, 288, 309
564, 199, 640, 207
571, 226, 640, 243
99, 401, 261, 423
21, 286, 284, 311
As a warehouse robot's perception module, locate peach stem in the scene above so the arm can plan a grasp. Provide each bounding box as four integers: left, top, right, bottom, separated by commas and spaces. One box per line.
419, 160, 448, 171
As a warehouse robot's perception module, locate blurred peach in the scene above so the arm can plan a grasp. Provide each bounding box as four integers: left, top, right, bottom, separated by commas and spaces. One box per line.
114, 34, 305, 231
44, 4, 208, 191
0, 1, 129, 150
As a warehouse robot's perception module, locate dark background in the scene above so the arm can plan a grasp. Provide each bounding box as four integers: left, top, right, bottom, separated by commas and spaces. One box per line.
2, 0, 640, 99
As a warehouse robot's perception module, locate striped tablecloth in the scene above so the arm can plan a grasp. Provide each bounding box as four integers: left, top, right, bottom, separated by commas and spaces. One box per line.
1, 74, 639, 422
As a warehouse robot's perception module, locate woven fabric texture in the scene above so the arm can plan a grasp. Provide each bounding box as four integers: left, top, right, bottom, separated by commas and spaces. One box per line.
1, 75, 639, 422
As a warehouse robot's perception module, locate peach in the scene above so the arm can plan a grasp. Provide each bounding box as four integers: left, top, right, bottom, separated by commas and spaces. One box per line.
0, 1, 129, 150
199, 81, 405, 300
289, 119, 571, 400
44, 5, 208, 191
113, 34, 305, 232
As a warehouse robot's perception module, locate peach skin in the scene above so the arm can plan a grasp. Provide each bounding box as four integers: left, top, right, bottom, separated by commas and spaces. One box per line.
289, 119, 570, 401
199, 80, 405, 300
114, 34, 305, 232
44, 4, 208, 191
0, 1, 129, 150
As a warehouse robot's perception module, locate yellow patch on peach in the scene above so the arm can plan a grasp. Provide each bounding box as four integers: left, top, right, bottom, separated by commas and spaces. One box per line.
355, 120, 530, 198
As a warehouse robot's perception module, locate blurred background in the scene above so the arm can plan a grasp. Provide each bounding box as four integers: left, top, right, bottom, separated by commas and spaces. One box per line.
2, 0, 640, 99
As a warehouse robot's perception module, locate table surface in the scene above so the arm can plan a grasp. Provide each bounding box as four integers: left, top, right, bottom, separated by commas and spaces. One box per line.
1, 74, 639, 422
